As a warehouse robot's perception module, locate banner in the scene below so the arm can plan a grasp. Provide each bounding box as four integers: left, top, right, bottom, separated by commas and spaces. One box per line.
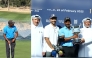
31, 0, 92, 27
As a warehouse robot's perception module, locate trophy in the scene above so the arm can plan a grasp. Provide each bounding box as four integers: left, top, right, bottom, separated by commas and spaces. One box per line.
72, 20, 81, 45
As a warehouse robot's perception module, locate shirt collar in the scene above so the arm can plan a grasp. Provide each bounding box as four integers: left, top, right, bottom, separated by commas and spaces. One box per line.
8, 25, 14, 28
64, 26, 72, 30
86, 26, 91, 28
49, 24, 57, 29
31, 24, 38, 29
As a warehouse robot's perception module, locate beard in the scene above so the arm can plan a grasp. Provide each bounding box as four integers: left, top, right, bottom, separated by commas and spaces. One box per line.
85, 25, 90, 28
51, 21, 56, 25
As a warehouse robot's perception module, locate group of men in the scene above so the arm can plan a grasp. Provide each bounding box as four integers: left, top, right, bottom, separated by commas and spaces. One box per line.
31, 14, 92, 57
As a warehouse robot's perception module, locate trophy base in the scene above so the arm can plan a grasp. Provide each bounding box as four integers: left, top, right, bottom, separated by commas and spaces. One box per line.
73, 39, 81, 45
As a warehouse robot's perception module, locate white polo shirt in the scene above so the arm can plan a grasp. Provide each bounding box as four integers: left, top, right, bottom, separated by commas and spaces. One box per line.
43, 24, 59, 52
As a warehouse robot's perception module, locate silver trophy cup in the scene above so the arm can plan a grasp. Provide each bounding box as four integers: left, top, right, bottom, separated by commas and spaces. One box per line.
72, 25, 81, 44
72, 20, 81, 44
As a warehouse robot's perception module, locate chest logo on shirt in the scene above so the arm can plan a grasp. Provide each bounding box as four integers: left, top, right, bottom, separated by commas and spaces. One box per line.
39, 31, 42, 33
12, 28, 14, 29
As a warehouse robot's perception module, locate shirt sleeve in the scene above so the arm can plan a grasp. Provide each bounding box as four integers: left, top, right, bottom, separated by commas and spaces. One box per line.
42, 38, 46, 52
58, 28, 64, 36
42, 29, 46, 52
83, 32, 92, 44
3, 27, 7, 34
44, 26, 49, 38
80, 29, 92, 44
15, 26, 18, 32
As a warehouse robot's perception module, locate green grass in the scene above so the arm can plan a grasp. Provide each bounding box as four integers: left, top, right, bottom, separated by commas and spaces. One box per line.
0, 11, 31, 22
0, 40, 31, 58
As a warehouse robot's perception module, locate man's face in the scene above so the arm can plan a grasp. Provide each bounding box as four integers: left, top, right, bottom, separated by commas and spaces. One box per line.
9, 23, 14, 27
50, 18, 57, 25
84, 20, 91, 28
32, 18, 40, 26
64, 21, 71, 28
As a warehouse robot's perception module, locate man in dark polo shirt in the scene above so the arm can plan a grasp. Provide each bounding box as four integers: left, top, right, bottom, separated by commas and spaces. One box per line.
3, 20, 18, 58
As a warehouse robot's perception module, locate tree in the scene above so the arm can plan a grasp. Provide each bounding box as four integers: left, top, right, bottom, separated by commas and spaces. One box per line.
0, 0, 30, 7
4, 0, 7, 7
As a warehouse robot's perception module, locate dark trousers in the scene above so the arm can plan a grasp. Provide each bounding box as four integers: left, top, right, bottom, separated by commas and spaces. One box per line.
62, 46, 76, 57
5, 39, 16, 58
74, 44, 80, 57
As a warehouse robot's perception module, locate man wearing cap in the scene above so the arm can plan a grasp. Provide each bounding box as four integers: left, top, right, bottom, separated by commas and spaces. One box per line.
58, 17, 84, 57
43, 14, 59, 57
3, 20, 18, 58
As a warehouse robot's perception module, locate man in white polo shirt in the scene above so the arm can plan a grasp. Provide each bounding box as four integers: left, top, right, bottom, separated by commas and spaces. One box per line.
43, 14, 59, 57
